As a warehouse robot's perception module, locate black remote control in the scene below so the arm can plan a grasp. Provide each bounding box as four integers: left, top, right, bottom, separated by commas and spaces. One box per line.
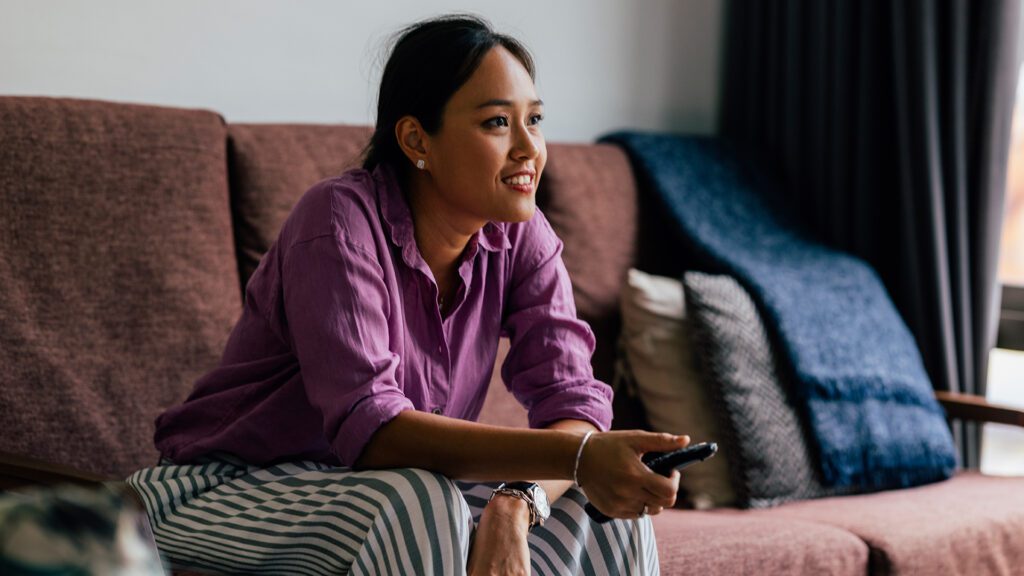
584, 442, 718, 524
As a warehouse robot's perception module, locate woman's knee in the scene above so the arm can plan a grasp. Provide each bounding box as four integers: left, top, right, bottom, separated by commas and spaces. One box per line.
405, 467, 460, 489
389, 468, 472, 522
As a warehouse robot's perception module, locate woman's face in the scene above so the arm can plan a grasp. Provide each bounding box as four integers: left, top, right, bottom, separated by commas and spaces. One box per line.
424, 45, 546, 226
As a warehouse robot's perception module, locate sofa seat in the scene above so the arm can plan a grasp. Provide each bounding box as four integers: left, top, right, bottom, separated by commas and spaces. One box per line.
742, 471, 1024, 575
650, 510, 868, 575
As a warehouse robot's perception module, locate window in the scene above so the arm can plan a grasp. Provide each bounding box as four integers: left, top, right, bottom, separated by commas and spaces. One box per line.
999, 77, 1024, 288
981, 60, 1024, 476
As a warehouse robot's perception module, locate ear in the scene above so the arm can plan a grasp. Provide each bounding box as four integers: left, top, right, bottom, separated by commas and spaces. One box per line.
395, 115, 430, 169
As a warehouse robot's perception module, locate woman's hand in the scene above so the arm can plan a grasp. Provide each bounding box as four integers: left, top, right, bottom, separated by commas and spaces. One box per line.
576, 431, 688, 519
467, 495, 532, 576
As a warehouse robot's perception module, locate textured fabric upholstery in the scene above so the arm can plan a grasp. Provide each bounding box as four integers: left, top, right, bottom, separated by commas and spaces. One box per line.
603, 132, 957, 490
478, 338, 530, 429
753, 471, 1024, 576
537, 143, 638, 387
227, 123, 373, 290
0, 97, 241, 478
684, 272, 850, 508
652, 509, 868, 575
619, 269, 736, 509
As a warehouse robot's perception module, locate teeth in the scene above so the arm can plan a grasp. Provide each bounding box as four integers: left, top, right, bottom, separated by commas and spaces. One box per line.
503, 174, 533, 186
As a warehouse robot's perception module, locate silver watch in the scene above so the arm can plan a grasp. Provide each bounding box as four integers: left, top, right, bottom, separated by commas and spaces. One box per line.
489, 481, 550, 529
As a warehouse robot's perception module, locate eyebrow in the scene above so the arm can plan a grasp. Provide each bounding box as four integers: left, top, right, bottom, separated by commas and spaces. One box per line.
475, 98, 544, 109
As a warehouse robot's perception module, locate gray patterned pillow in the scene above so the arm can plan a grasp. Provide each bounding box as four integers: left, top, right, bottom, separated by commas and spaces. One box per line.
682, 272, 853, 508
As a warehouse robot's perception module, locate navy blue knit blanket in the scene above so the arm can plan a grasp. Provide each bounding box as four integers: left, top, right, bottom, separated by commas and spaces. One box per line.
601, 132, 956, 490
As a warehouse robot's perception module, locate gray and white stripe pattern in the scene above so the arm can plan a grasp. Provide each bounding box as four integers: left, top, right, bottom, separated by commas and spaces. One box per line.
126, 454, 659, 575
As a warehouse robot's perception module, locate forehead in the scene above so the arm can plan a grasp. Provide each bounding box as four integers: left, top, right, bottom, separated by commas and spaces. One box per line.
447, 46, 540, 111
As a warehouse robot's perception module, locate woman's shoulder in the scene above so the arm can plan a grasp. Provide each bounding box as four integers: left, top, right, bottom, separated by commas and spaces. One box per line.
279, 168, 384, 254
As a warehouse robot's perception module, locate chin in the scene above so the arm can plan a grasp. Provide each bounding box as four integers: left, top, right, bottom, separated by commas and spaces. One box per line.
505, 201, 536, 223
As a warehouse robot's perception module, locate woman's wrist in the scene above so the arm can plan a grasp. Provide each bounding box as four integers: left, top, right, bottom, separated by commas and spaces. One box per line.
572, 430, 595, 487
486, 493, 532, 529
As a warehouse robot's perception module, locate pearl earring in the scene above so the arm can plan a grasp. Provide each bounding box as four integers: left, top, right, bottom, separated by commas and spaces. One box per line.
416, 159, 425, 170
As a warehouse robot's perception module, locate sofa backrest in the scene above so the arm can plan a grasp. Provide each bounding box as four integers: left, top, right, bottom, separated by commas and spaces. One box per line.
0, 98, 649, 481
227, 125, 645, 429
0, 97, 242, 479
228, 124, 374, 291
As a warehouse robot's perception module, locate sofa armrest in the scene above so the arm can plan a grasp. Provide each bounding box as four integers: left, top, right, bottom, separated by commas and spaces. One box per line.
0, 451, 110, 491
935, 391, 1024, 428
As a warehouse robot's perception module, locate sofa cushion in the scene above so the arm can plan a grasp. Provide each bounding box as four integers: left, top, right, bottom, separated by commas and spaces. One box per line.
0, 97, 241, 479
652, 509, 868, 575
754, 471, 1024, 575
477, 338, 529, 428
537, 143, 638, 390
619, 268, 736, 508
684, 272, 850, 508
227, 124, 372, 290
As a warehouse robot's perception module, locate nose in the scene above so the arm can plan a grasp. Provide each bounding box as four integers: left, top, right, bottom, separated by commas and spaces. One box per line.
511, 121, 542, 161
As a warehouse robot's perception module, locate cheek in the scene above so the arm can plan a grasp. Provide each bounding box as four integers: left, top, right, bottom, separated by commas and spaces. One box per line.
470, 140, 510, 179
440, 137, 496, 187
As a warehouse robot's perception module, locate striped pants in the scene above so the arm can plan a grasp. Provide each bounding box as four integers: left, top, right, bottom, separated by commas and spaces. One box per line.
125, 455, 660, 575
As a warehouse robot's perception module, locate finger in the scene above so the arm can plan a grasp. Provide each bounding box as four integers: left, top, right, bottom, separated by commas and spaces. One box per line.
642, 468, 681, 501
642, 480, 674, 501
647, 505, 664, 516
632, 500, 649, 518
666, 470, 681, 507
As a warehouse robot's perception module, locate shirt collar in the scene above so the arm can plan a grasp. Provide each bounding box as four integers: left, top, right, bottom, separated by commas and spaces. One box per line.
373, 163, 512, 259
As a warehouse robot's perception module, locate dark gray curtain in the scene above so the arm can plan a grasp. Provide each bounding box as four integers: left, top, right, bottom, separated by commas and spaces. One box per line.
721, 0, 1020, 468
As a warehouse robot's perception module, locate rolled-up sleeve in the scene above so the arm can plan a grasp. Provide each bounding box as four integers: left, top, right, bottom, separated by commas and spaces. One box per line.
500, 211, 614, 432
282, 234, 415, 467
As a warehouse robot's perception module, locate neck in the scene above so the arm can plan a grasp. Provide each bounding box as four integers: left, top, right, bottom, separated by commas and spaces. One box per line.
404, 172, 482, 279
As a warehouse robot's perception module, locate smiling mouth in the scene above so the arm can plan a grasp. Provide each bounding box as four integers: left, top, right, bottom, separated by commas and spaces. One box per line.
501, 173, 535, 192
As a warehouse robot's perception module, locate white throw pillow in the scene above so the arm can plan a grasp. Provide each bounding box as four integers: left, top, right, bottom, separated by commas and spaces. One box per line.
618, 268, 736, 508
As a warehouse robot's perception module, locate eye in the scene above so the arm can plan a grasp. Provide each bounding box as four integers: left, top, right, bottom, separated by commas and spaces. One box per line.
529, 114, 544, 126
484, 116, 509, 128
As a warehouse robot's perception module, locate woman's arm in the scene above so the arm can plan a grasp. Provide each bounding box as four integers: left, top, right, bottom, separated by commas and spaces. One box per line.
534, 419, 598, 502
356, 410, 687, 520
352, 410, 585, 482
467, 418, 597, 527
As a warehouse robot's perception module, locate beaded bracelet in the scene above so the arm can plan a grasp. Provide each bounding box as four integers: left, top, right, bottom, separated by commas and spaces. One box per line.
572, 431, 595, 487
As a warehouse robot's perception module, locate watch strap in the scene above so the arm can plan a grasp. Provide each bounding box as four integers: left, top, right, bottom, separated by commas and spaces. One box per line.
490, 483, 539, 528
502, 481, 538, 492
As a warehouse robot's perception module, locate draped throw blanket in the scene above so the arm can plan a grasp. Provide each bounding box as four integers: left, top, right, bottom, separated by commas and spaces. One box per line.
601, 131, 957, 491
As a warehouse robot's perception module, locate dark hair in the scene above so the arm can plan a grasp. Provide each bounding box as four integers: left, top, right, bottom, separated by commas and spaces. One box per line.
361, 14, 536, 177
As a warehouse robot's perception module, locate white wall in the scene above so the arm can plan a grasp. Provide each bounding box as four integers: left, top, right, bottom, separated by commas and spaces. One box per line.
0, 0, 723, 143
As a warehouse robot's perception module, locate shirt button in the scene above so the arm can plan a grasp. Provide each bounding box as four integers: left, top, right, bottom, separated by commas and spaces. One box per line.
437, 345, 443, 354
432, 408, 443, 415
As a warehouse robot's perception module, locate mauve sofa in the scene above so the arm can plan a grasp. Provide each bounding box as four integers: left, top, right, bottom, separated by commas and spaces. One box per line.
2, 96, 1024, 576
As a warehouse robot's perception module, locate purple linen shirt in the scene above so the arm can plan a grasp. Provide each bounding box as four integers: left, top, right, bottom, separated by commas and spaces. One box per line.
154, 162, 614, 468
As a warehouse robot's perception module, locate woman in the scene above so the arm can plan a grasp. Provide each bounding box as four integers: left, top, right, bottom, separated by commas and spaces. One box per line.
127, 14, 687, 575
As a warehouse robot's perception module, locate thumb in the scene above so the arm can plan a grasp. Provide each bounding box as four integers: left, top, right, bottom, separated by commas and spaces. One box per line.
635, 432, 690, 453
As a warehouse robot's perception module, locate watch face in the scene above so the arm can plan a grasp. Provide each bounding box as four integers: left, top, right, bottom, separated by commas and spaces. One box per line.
504, 482, 550, 521
530, 485, 550, 519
